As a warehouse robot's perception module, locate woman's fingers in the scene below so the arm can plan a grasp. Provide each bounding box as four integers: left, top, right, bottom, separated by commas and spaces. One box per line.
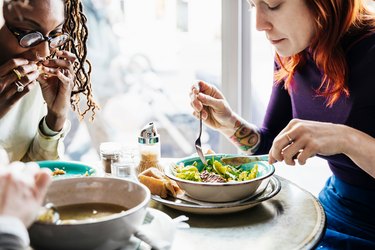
15, 63, 38, 77
0, 61, 39, 114
39, 50, 76, 85
34, 169, 52, 203
3, 72, 39, 100
269, 132, 294, 163
42, 50, 76, 69
269, 119, 329, 166
0, 61, 38, 92
296, 148, 316, 165
56, 50, 76, 63
42, 58, 72, 69
0, 58, 29, 78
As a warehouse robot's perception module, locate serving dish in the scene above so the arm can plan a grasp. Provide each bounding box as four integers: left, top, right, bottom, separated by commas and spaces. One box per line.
152, 175, 281, 214
29, 177, 150, 250
37, 160, 97, 178
165, 154, 274, 202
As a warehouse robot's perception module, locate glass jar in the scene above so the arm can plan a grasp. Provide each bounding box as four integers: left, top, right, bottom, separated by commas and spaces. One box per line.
111, 159, 137, 180
137, 122, 163, 174
99, 142, 122, 174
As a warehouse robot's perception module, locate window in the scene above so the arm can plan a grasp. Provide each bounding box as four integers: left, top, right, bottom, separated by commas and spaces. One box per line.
66, 0, 223, 160
220, 0, 273, 153
66, 0, 276, 161
249, 5, 274, 127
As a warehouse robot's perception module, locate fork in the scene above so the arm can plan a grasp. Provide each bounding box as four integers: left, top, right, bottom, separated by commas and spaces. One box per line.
195, 112, 207, 165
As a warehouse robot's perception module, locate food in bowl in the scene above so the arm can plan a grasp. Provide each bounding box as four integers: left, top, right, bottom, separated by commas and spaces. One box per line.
37, 202, 129, 224
29, 177, 150, 250
174, 157, 258, 183
51, 167, 66, 176
37, 160, 96, 178
57, 203, 127, 221
165, 154, 275, 203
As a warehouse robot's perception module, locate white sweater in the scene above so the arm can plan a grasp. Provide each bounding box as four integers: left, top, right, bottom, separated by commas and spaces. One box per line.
0, 84, 70, 162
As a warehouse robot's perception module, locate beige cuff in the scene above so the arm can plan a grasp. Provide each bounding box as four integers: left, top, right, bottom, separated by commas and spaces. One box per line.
38, 117, 71, 140
33, 118, 71, 160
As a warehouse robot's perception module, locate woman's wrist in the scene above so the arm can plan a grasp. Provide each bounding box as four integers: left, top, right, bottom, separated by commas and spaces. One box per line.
339, 124, 368, 156
220, 113, 243, 137
45, 113, 66, 132
221, 114, 260, 154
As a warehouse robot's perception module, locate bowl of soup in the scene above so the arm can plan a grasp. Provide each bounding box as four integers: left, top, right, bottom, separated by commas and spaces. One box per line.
29, 177, 150, 250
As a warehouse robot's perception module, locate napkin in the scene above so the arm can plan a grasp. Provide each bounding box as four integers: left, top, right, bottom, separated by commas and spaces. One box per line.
128, 208, 189, 250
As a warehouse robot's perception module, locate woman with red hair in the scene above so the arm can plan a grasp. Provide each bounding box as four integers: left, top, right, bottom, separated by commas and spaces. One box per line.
190, 0, 375, 248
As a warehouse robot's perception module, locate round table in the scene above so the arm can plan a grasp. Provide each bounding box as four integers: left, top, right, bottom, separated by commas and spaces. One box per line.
151, 176, 326, 250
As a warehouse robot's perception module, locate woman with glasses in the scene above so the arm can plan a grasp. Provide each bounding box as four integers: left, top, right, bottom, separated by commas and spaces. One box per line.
0, 0, 97, 161
190, 0, 375, 248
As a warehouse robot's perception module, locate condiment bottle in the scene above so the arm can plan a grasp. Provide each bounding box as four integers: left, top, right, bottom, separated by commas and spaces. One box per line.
137, 122, 163, 174
99, 142, 122, 174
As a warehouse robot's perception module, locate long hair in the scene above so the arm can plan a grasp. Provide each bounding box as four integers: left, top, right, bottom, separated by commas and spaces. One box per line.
275, 0, 375, 106
62, 0, 97, 120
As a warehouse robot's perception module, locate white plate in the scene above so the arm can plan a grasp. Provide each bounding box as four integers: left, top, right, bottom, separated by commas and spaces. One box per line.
152, 176, 281, 214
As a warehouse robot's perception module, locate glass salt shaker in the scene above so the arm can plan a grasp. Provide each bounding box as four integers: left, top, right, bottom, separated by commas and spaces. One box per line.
99, 142, 122, 174
111, 159, 137, 181
137, 122, 162, 175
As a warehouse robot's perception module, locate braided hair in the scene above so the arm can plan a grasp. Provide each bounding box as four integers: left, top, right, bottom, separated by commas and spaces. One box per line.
63, 0, 98, 120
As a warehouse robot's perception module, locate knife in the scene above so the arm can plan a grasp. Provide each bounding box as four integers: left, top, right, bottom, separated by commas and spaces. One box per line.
220, 154, 269, 166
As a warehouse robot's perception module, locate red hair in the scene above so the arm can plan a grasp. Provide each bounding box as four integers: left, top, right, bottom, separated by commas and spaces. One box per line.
275, 0, 375, 106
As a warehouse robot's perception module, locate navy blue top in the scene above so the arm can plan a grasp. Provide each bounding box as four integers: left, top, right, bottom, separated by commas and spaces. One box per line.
256, 32, 375, 189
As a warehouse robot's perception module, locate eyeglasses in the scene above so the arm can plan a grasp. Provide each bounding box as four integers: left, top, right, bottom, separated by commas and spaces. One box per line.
5, 23, 71, 48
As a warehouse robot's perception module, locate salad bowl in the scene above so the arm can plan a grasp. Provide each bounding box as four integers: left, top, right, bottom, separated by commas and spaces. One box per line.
165, 154, 275, 203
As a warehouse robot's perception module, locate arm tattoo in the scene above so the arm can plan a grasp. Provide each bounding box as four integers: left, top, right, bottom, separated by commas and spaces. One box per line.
229, 122, 260, 154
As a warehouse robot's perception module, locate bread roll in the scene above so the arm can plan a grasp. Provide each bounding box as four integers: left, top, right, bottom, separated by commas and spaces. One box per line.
138, 167, 183, 198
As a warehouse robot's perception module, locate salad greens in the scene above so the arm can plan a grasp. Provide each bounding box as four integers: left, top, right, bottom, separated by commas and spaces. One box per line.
174, 157, 258, 183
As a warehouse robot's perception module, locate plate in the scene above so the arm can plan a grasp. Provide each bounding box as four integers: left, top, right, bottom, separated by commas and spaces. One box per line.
152, 176, 281, 214
36, 160, 97, 178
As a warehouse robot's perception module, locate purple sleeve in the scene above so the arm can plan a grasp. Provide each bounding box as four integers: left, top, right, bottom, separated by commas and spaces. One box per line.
255, 73, 293, 154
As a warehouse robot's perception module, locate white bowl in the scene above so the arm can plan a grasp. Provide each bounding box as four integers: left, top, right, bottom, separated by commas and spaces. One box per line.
29, 177, 150, 250
165, 154, 275, 203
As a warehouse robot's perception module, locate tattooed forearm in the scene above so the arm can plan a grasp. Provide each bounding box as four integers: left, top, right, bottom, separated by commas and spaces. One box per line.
229, 122, 260, 154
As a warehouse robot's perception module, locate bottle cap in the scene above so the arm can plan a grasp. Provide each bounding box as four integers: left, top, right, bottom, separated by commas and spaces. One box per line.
99, 142, 122, 157
138, 122, 160, 144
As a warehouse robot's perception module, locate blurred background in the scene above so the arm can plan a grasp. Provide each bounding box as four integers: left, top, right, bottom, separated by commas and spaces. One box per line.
65, 0, 375, 163
63, 0, 277, 162
63, 0, 375, 197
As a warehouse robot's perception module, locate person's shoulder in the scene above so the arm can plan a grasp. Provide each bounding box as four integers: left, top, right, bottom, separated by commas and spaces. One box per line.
342, 30, 375, 70
345, 30, 375, 54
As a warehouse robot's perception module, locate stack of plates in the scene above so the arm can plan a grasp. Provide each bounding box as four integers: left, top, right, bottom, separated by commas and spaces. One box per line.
152, 176, 281, 214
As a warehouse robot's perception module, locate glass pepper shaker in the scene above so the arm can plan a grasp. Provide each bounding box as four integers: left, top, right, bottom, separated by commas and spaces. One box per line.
137, 122, 163, 174
99, 142, 122, 174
